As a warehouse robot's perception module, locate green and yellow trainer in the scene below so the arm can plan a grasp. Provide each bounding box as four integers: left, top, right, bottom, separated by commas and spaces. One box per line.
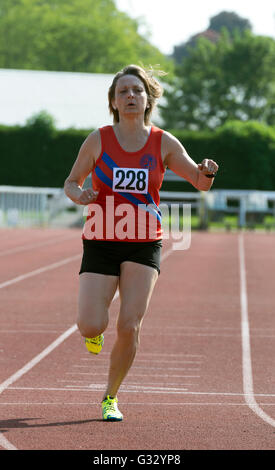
102, 395, 123, 421
85, 334, 104, 355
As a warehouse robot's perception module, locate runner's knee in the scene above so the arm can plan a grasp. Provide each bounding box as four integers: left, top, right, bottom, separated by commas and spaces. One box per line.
77, 309, 108, 338
116, 316, 142, 344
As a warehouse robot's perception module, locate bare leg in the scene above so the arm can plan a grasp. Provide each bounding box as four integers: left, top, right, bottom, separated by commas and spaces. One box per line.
77, 272, 118, 338
103, 262, 158, 399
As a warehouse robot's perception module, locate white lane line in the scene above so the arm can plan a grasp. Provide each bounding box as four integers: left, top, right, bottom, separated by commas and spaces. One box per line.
0, 434, 17, 450
0, 325, 78, 450
2, 402, 275, 407
81, 352, 205, 357
72, 363, 201, 368
0, 232, 79, 257
68, 384, 190, 392
0, 329, 80, 450
0, 325, 78, 395
1, 330, 64, 334
58, 381, 197, 387
0, 254, 81, 289
66, 372, 200, 378
58, 379, 197, 385
0, 244, 173, 290
239, 233, 275, 428
161, 326, 275, 331
77, 360, 202, 364
4, 386, 275, 397
0, 245, 175, 449
66, 369, 200, 375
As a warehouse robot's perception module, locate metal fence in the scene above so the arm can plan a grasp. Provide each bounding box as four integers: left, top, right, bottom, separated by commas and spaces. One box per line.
206, 189, 275, 227
0, 185, 73, 227
1, 184, 275, 229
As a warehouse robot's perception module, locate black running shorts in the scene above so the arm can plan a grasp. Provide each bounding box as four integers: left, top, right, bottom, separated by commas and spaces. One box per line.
79, 239, 162, 276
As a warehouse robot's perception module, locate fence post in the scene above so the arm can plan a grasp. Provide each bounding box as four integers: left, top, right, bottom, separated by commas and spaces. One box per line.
198, 191, 208, 230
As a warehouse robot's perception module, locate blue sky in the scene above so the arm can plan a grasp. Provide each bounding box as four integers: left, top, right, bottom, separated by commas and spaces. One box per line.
116, 0, 275, 54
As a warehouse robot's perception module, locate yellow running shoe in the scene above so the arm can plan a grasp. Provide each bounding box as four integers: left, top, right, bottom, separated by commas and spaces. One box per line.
102, 395, 123, 421
85, 334, 104, 355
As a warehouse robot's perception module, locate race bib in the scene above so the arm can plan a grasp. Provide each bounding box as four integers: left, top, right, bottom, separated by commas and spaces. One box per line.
112, 168, 148, 194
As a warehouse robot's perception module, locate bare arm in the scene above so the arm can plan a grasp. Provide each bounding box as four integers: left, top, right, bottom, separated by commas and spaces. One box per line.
162, 131, 219, 191
64, 130, 101, 205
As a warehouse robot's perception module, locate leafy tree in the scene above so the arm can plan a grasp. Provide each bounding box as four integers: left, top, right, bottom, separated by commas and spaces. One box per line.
172, 10, 252, 64
209, 11, 252, 35
0, 0, 171, 73
161, 30, 275, 130
172, 29, 220, 63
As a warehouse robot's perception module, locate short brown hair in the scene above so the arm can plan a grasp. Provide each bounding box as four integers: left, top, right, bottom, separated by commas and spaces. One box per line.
108, 64, 164, 125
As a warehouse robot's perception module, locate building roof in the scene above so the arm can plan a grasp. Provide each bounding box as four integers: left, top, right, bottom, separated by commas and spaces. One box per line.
191, 29, 220, 43
0, 68, 163, 130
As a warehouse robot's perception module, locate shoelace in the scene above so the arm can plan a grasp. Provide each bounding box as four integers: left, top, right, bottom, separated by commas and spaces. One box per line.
107, 403, 116, 413
90, 335, 101, 343
105, 397, 117, 411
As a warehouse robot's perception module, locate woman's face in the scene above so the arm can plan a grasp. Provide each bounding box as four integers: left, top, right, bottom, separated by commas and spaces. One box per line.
112, 74, 149, 121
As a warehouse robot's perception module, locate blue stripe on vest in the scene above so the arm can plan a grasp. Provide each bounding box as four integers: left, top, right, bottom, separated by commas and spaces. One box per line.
94, 163, 161, 223
101, 152, 161, 218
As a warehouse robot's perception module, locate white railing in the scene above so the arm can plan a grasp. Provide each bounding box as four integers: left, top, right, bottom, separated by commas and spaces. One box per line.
0, 185, 73, 227
206, 190, 275, 227
1, 185, 275, 228
159, 189, 275, 228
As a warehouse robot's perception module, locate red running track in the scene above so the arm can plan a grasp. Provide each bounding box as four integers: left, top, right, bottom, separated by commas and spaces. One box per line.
0, 227, 275, 450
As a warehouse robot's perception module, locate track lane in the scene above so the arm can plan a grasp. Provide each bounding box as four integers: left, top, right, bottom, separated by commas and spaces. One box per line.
241, 233, 275, 418
0, 229, 81, 283
0, 230, 275, 449
0, 227, 78, 248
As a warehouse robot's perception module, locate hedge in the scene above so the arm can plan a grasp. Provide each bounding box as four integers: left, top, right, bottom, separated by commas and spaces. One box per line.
1, 115, 275, 191
0, 118, 88, 188
164, 120, 275, 191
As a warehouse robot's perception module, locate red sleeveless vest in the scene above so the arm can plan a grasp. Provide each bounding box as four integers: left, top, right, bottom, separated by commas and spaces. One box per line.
82, 125, 165, 242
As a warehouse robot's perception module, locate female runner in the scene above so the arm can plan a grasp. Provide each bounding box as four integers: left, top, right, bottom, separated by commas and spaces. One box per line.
64, 64, 219, 421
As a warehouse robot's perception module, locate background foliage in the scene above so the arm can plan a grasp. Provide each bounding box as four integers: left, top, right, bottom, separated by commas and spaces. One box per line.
0, 0, 172, 73
161, 30, 275, 130
1, 114, 275, 191
1, 4, 275, 190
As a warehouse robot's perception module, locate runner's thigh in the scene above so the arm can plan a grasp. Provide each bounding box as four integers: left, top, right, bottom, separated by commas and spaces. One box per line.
78, 272, 119, 330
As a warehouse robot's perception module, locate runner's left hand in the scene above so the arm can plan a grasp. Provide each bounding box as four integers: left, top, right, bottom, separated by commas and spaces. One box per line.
198, 159, 219, 175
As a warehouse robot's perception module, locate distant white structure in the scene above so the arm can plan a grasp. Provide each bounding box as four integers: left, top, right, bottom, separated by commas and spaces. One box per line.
0, 68, 163, 130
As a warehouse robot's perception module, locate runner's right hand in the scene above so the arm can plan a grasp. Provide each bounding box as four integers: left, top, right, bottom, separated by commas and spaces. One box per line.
77, 188, 98, 205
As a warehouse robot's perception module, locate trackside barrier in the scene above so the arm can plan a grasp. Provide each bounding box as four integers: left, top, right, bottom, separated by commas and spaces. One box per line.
159, 191, 206, 229
1, 185, 275, 228
0, 186, 73, 227
160, 189, 275, 228
206, 190, 275, 227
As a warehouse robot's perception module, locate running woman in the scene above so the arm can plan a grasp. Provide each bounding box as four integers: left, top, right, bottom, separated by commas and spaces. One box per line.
64, 64, 219, 421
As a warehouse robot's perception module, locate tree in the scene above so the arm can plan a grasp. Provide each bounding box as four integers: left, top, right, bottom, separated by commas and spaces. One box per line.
161, 30, 275, 130
209, 11, 252, 35
172, 29, 220, 63
171, 10, 252, 64
0, 0, 172, 73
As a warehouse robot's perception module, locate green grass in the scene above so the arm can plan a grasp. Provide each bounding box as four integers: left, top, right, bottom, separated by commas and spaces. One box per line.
2, 209, 275, 232
209, 214, 275, 231
163, 213, 275, 232
1, 210, 48, 227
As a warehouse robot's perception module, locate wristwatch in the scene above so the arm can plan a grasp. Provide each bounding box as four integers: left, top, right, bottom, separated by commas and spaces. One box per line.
205, 172, 217, 178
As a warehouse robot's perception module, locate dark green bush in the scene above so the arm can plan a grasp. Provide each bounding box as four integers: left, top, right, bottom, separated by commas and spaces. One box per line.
170, 120, 275, 191
0, 114, 89, 187
1, 115, 275, 190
